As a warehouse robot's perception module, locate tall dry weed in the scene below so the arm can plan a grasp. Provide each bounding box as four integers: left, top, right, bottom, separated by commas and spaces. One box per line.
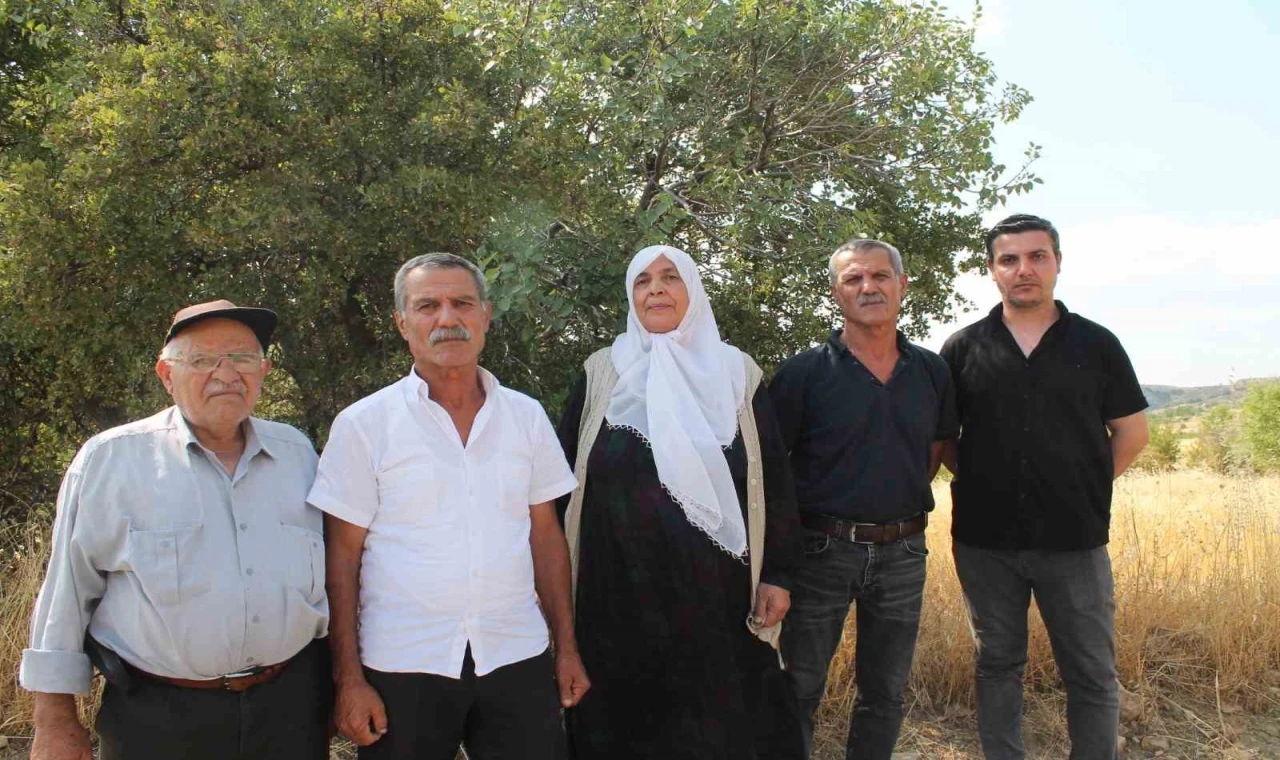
0, 521, 100, 737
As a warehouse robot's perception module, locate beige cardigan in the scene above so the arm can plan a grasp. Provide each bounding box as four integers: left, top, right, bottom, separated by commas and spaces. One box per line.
562, 347, 781, 648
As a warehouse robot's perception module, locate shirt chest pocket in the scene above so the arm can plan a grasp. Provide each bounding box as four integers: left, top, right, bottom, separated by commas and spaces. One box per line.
126, 524, 211, 607
280, 523, 325, 602
376, 460, 440, 525
498, 451, 534, 519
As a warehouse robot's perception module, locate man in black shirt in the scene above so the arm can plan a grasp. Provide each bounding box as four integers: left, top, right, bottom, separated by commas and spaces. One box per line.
770, 239, 958, 760
940, 214, 1148, 759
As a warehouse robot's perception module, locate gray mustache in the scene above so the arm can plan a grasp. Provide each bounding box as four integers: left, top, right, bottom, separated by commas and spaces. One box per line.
857, 293, 887, 306
430, 326, 472, 344
203, 380, 246, 397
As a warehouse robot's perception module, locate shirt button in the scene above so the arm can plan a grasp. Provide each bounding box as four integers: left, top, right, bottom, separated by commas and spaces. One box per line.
239, 522, 248, 531
252, 615, 261, 624
245, 567, 254, 576
749, 478, 759, 486
246, 657, 257, 664
159, 540, 170, 549
750, 502, 761, 511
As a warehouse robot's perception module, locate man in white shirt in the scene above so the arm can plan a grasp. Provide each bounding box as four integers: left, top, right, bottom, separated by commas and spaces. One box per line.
22, 300, 329, 760
310, 253, 589, 760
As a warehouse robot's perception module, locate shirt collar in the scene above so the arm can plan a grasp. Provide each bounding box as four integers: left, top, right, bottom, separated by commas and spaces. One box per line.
403, 364, 500, 406
986, 299, 1071, 323
171, 407, 271, 461
826, 328, 915, 361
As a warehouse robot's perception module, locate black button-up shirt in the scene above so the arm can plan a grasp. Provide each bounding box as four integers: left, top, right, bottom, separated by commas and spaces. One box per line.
940, 301, 1147, 551
769, 330, 959, 523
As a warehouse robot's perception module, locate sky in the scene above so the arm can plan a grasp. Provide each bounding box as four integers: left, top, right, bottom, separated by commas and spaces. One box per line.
920, 0, 1280, 388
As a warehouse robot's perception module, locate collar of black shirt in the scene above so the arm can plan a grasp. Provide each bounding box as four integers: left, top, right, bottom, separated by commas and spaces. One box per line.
985, 299, 1072, 324
826, 328, 915, 361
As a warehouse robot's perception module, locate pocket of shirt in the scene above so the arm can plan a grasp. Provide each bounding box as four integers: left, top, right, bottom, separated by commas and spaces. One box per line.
375, 460, 437, 524
127, 524, 211, 606
498, 457, 533, 519
280, 523, 325, 602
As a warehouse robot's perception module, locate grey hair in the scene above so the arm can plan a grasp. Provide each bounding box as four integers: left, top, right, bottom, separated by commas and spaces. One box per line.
159, 335, 187, 361
394, 253, 488, 313
828, 238, 904, 284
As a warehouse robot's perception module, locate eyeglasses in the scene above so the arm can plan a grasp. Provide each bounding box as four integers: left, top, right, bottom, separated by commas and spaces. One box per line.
168, 352, 266, 373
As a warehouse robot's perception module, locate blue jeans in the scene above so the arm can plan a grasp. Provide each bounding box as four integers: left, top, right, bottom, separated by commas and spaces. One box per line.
953, 542, 1118, 760
781, 528, 928, 760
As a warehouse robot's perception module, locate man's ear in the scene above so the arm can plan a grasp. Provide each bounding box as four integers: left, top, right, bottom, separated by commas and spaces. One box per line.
393, 309, 408, 340
155, 358, 174, 393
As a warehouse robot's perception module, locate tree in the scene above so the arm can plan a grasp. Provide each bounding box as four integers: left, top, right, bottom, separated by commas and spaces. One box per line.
1186, 405, 1243, 474
1241, 383, 1280, 472
1, 0, 1035, 520
1133, 420, 1180, 473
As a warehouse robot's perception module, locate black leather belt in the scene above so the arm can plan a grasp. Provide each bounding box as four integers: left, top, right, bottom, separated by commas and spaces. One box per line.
801, 512, 927, 544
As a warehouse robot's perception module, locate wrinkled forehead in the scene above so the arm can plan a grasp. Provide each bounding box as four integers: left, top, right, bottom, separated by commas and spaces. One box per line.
404, 265, 483, 301
834, 245, 896, 275
626, 245, 699, 287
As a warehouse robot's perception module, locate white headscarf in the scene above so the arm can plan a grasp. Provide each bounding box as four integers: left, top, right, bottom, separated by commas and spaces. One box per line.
607, 245, 748, 557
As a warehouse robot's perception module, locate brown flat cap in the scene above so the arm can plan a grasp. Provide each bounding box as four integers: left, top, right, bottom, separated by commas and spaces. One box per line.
164, 299, 278, 350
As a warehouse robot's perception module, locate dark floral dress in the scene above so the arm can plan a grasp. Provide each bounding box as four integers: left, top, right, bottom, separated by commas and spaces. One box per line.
556, 377, 804, 760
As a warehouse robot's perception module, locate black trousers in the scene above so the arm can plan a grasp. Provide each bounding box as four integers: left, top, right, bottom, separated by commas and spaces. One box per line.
95, 638, 331, 760
360, 648, 566, 760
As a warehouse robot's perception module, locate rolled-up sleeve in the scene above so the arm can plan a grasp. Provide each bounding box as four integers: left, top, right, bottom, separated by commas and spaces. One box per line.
21, 459, 104, 695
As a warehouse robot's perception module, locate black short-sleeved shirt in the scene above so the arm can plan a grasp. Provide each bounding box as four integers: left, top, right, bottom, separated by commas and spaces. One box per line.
769, 330, 960, 523
940, 301, 1148, 551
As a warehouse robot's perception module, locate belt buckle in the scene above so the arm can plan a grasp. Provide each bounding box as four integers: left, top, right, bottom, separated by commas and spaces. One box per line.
220, 665, 264, 683
846, 521, 877, 544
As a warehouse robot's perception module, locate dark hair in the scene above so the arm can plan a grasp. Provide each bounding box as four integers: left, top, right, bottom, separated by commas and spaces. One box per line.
984, 214, 1061, 263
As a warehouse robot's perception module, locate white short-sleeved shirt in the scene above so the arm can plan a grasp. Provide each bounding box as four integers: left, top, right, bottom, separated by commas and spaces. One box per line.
308, 368, 577, 678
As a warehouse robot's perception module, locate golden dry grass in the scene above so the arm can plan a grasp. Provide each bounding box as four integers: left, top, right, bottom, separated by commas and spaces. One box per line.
812, 471, 1280, 758
1, 471, 1278, 757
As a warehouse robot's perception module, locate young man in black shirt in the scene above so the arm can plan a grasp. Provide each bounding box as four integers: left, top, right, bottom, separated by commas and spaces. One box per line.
940, 214, 1148, 759
770, 239, 958, 759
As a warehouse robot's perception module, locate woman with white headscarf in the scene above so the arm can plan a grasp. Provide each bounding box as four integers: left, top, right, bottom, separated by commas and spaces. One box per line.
556, 246, 803, 760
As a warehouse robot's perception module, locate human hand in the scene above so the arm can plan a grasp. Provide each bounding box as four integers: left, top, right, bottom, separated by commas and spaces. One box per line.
752, 582, 791, 628
554, 649, 591, 708
334, 678, 388, 746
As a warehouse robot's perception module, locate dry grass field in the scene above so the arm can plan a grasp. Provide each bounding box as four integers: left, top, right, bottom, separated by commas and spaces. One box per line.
1, 470, 1277, 758
812, 471, 1280, 759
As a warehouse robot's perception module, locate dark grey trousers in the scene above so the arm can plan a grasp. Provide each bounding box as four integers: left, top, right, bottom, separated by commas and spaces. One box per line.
953, 542, 1119, 760
95, 638, 331, 760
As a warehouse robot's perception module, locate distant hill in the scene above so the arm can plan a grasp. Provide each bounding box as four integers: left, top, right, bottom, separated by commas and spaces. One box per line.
1142, 377, 1277, 414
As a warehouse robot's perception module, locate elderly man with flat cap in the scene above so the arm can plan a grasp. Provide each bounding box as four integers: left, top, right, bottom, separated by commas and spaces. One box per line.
21, 300, 330, 760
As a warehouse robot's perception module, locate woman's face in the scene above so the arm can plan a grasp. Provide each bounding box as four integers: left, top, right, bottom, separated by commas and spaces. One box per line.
632, 255, 690, 334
